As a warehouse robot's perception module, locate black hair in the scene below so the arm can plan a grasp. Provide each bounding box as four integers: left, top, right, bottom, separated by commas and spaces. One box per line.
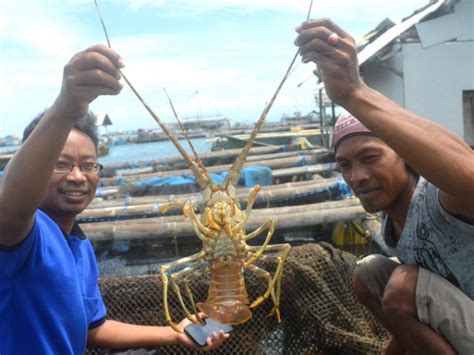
22, 109, 99, 151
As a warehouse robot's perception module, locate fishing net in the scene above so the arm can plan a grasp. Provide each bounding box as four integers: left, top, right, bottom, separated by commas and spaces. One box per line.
87, 243, 388, 354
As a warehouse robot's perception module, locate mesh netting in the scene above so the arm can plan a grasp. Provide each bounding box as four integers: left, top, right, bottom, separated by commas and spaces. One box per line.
87, 243, 388, 354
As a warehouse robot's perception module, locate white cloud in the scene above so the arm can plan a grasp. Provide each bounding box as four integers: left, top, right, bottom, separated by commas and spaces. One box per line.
0, 2, 90, 58
128, 0, 430, 20
0, 0, 430, 136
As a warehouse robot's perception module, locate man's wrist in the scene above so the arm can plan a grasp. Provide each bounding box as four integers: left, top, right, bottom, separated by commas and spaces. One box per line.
344, 83, 376, 116
50, 96, 88, 123
160, 325, 181, 345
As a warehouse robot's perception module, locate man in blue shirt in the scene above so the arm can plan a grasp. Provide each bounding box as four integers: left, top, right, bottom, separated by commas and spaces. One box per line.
0, 44, 228, 354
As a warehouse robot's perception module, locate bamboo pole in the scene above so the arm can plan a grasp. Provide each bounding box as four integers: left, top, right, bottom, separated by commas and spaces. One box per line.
100, 145, 287, 175
81, 199, 366, 241
246, 148, 328, 162
98, 153, 330, 187
83, 198, 361, 226
272, 162, 337, 178
89, 177, 339, 209
80, 178, 344, 219
116, 148, 329, 177
94, 162, 339, 199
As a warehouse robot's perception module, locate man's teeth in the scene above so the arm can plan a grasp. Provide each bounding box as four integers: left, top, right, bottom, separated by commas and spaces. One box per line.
66, 192, 84, 196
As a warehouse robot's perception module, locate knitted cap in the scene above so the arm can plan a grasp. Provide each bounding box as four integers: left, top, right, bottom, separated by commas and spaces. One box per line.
333, 111, 373, 151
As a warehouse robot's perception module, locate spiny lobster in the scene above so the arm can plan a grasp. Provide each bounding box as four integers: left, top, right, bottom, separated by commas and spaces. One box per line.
94, 0, 312, 331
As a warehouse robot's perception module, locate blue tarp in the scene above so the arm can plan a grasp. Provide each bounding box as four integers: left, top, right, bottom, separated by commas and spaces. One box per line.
129, 166, 273, 189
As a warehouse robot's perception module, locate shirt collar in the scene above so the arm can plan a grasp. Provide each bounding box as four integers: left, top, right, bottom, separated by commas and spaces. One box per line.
39, 208, 86, 240
69, 222, 86, 240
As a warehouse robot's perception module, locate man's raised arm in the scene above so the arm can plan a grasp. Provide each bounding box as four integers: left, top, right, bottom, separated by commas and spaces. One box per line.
294, 19, 474, 217
0, 44, 123, 246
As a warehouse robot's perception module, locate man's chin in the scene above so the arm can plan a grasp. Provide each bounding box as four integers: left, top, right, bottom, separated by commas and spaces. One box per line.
59, 202, 88, 216
359, 200, 383, 214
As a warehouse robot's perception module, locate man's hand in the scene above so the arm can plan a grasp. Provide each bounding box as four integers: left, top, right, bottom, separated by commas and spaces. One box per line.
52, 44, 124, 121
294, 18, 364, 106
175, 316, 230, 351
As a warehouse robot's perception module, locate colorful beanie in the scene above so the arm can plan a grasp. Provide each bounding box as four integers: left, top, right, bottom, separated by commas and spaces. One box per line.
332, 111, 373, 151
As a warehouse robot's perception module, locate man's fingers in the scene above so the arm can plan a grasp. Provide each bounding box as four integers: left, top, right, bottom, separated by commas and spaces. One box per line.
295, 25, 332, 46
295, 18, 352, 39
299, 40, 349, 65
84, 43, 125, 69
77, 85, 122, 99
67, 51, 122, 81
296, 27, 354, 50
202, 330, 229, 350
75, 69, 123, 93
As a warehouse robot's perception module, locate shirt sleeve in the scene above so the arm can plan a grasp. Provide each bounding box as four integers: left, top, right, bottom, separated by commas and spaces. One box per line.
0, 215, 40, 279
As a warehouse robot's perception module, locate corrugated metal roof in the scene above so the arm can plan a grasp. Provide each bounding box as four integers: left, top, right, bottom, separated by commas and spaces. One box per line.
357, 0, 445, 66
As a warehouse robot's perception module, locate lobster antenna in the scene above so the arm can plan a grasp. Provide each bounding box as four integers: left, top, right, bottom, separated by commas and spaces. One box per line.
94, 0, 210, 190
163, 88, 201, 162
222, 0, 314, 190
163, 88, 218, 191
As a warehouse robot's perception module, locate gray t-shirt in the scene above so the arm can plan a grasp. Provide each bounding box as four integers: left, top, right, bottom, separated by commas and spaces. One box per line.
382, 177, 474, 299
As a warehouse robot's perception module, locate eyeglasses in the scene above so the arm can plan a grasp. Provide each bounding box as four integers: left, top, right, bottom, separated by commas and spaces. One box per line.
54, 161, 103, 174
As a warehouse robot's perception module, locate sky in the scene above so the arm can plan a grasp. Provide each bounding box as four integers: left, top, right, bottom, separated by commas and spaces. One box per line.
0, 0, 430, 137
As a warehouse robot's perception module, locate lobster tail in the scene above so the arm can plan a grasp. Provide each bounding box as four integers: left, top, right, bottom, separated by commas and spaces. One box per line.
197, 261, 252, 325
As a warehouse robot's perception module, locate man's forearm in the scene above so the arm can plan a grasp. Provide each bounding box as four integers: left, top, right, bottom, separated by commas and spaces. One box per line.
0, 105, 74, 245
346, 86, 474, 199
87, 320, 179, 349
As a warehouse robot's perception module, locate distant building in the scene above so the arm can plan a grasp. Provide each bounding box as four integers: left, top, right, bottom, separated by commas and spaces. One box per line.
172, 115, 231, 131
280, 111, 319, 126
316, 0, 474, 146
4, 135, 20, 146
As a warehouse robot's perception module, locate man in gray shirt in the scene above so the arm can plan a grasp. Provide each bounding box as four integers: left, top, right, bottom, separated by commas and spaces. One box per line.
294, 19, 474, 354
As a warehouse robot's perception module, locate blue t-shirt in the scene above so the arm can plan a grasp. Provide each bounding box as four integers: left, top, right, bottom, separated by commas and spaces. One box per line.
0, 210, 106, 354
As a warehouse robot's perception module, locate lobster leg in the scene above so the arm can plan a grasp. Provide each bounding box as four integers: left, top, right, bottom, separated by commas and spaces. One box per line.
244, 184, 262, 223
247, 244, 291, 321
243, 218, 276, 266
183, 270, 209, 323
171, 263, 210, 325
246, 264, 278, 315
160, 251, 207, 332
183, 201, 211, 238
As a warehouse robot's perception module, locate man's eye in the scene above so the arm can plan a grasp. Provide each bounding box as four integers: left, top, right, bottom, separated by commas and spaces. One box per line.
81, 163, 96, 171
362, 155, 378, 162
56, 161, 71, 169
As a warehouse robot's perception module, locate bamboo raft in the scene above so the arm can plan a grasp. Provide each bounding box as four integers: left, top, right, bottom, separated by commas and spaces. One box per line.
81, 144, 369, 244
98, 148, 333, 187
81, 199, 365, 241
100, 145, 290, 177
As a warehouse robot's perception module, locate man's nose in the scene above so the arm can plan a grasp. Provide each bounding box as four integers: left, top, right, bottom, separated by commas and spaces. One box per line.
349, 164, 370, 184
66, 166, 87, 181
